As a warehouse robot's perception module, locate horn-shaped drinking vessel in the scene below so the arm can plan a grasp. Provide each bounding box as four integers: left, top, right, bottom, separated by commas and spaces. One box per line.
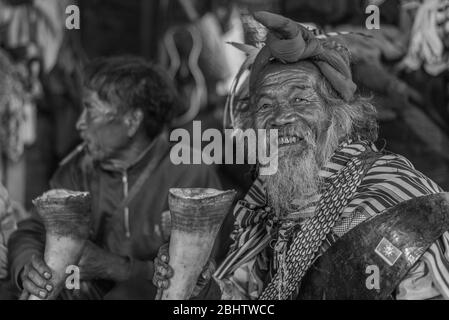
29, 189, 91, 300
160, 188, 236, 300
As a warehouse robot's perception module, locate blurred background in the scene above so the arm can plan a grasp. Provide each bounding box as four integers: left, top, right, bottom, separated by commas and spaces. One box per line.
0, 0, 448, 214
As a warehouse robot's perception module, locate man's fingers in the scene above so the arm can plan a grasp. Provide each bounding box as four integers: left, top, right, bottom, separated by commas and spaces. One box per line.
154, 257, 172, 272
160, 279, 170, 290
152, 275, 162, 288
23, 280, 47, 299
27, 269, 50, 289
31, 255, 51, 279
152, 272, 166, 287
201, 260, 216, 279
155, 289, 162, 300
19, 290, 29, 300
157, 264, 174, 278
157, 265, 168, 277
166, 264, 174, 278
152, 274, 170, 290
152, 274, 160, 287
155, 257, 174, 279
154, 257, 165, 270
201, 268, 211, 280
153, 244, 174, 291
158, 243, 170, 262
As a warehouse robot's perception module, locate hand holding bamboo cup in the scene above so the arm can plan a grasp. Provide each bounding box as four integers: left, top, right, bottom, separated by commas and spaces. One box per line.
29, 189, 91, 300
160, 188, 236, 300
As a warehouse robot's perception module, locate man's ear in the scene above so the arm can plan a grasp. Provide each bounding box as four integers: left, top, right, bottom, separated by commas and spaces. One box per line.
125, 109, 144, 137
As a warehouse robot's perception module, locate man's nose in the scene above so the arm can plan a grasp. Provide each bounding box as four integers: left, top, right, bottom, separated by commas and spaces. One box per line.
272, 110, 299, 127
76, 109, 87, 131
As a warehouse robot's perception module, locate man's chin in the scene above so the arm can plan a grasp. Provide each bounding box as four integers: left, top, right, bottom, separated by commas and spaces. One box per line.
85, 145, 106, 162
266, 146, 320, 214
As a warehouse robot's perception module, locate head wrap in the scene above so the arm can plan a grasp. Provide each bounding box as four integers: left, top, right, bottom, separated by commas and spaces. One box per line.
250, 11, 357, 102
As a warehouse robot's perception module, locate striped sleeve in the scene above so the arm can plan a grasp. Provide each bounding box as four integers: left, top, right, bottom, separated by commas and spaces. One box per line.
334, 153, 444, 237
350, 153, 443, 214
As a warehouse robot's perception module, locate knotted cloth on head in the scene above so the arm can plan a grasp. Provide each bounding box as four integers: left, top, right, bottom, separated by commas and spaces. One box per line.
250, 11, 357, 102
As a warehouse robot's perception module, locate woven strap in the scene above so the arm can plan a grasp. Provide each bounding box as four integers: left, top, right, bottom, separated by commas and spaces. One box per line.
260, 156, 367, 300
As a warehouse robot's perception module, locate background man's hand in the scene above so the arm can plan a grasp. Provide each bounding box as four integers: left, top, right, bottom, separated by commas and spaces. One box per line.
19, 254, 53, 300
152, 243, 215, 299
78, 241, 131, 282
152, 243, 173, 299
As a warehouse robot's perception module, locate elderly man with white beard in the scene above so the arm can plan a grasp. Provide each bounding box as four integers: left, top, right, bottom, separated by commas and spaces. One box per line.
153, 11, 449, 300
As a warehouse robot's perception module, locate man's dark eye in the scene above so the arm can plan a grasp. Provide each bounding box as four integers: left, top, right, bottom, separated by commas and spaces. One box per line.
293, 97, 307, 103
259, 104, 272, 111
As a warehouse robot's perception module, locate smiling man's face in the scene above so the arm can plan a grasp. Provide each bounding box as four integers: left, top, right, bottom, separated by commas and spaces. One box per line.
250, 62, 335, 215
251, 62, 330, 160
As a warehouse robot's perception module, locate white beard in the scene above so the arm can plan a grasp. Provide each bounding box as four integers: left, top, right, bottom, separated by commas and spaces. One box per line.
266, 145, 320, 216
265, 124, 340, 217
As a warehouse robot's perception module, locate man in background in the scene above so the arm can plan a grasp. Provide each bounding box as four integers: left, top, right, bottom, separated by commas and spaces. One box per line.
8, 56, 224, 299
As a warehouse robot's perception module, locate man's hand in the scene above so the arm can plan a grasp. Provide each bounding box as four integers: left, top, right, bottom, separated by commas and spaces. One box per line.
152, 243, 173, 298
19, 254, 53, 300
78, 241, 131, 282
152, 243, 215, 299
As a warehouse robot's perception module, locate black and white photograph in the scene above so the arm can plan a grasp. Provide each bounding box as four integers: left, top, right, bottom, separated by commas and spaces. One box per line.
0, 0, 449, 310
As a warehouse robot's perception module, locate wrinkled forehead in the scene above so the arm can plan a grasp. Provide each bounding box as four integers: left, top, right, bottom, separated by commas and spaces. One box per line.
251, 61, 322, 94
82, 88, 118, 114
